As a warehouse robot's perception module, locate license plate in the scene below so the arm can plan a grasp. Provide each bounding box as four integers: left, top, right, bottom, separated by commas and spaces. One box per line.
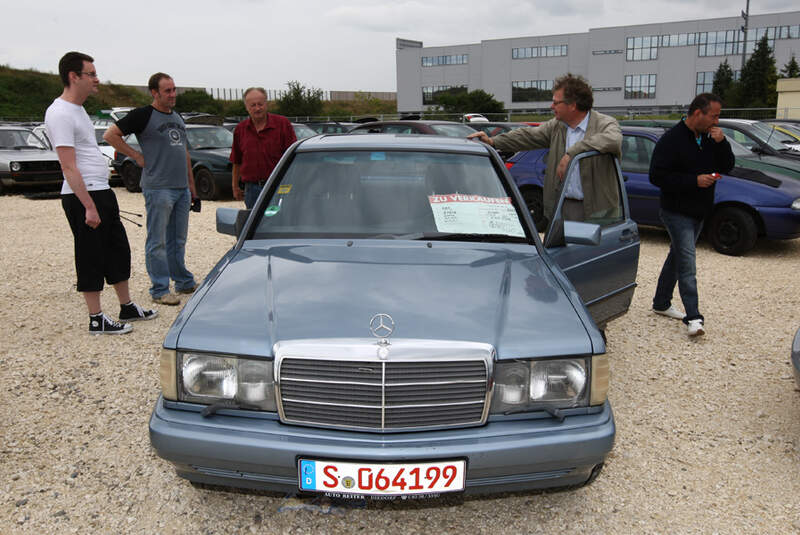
298, 459, 466, 496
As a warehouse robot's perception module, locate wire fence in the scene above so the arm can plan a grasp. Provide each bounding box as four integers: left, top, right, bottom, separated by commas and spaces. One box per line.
2, 108, 799, 125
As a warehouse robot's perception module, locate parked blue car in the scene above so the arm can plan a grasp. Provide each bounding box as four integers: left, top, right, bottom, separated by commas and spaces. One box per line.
149, 134, 640, 498
507, 126, 800, 255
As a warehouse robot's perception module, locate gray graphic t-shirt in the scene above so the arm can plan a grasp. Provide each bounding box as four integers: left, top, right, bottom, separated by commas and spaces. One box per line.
116, 106, 188, 189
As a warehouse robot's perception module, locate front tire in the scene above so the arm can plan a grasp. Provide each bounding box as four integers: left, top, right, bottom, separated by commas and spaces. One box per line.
121, 162, 141, 192
521, 186, 547, 231
194, 168, 218, 200
708, 206, 757, 256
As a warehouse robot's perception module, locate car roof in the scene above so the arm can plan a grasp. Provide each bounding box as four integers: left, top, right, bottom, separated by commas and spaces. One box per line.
718, 118, 757, 125
353, 120, 469, 127
0, 125, 34, 131
295, 133, 491, 154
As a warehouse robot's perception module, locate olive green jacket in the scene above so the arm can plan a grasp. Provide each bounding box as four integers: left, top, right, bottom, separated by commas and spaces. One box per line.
493, 111, 622, 221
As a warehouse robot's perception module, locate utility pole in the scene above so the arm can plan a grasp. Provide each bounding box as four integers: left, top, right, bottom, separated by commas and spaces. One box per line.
740, 0, 750, 74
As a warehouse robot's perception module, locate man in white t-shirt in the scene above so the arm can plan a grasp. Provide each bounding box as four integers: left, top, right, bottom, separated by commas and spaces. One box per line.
45, 51, 157, 335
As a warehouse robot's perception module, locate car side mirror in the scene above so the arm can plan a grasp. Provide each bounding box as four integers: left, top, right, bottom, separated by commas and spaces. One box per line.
216, 207, 251, 237
564, 221, 602, 246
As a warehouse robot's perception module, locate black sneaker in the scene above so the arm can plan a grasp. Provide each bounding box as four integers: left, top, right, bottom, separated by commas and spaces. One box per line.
119, 302, 159, 322
89, 313, 133, 335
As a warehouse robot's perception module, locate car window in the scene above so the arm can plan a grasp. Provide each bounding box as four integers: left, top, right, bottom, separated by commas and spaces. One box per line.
382, 125, 415, 134
719, 127, 754, 149
250, 150, 528, 241
94, 128, 109, 146
620, 134, 655, 173
558, 152, 624, 228
293, 124, 317, 139
0, 129, 47, 149
186, 127, 233, 149
430, 124, 480, 137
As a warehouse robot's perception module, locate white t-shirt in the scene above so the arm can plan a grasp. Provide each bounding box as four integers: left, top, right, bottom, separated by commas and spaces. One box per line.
44, 97, 109, 194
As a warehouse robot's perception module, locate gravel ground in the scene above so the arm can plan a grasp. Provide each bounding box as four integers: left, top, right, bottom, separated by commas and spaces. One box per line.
1, 188, 799, 534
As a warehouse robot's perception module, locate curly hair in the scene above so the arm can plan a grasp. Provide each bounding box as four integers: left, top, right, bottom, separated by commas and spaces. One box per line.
553, 73, 593, 112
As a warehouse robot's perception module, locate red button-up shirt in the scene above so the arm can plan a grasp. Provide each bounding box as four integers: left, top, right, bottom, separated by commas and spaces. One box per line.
229, 114, 297, 182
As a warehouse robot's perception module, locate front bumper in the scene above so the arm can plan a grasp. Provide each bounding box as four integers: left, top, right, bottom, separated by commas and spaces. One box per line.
149, 396, 615, 495
758, 206, 800, 240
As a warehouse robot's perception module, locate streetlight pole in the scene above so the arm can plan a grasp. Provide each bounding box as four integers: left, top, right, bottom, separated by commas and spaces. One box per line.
740, 0, 750, 74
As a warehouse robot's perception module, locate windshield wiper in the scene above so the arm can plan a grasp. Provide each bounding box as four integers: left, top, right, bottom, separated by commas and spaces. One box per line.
12, 145, 38, 150
371, 232, 526, 243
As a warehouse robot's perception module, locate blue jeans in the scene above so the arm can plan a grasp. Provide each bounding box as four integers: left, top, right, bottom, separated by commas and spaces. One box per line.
653, 208, 704, 322
244, 182, 264, 210
143, 188, 195, 298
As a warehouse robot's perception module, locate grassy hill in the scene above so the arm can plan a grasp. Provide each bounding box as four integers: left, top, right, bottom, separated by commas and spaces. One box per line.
0, 65, 150, 121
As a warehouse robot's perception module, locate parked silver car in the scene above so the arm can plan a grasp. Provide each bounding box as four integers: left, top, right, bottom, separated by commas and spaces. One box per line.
0, 126, 62, 194
149, 134, 640, 498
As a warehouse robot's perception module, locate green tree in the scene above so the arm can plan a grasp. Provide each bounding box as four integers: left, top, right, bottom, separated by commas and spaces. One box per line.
175, 89, 223, 114
434, 89, 504, 114
712, 59, 735, 102
738, 35, 778, 107
780, 54, 800, 78
274, 81, 323, 118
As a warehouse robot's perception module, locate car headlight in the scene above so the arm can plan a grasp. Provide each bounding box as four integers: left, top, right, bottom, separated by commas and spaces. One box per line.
162, 350, 276, 411
10, 161, 21, 172
491, 357, 601, 414
792, 198, 800, 211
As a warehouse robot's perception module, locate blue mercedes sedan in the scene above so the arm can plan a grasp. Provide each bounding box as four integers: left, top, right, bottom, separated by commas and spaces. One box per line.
507, 126, 800, 256
149, 134, 640, 498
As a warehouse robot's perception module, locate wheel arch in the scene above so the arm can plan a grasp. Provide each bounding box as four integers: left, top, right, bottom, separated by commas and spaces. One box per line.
711, 201, 765, 237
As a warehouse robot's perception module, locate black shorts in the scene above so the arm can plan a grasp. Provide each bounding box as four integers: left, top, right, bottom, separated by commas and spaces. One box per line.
61, 189, 131, 292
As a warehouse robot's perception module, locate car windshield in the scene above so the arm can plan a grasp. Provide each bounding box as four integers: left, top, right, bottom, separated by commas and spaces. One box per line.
251, 150, 528, 241
293, 124, 317, 139
749, 122, 798, 149
186, 127, 233, 149
0, 129, 48, 150
430, 124, 482, 137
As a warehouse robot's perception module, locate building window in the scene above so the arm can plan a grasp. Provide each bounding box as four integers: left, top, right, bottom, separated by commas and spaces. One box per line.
696, 72, 714, 95
511, 45, 568, 59
624, 74, 657, 99
626, 36, 658, 61
511, 80, 553, 102
421, 55, 468, 67
422, 85, 467, 105
658, 32, 698, 47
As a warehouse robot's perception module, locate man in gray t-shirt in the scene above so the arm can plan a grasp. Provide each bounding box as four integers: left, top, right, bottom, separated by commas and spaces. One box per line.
104, 72, 198, 305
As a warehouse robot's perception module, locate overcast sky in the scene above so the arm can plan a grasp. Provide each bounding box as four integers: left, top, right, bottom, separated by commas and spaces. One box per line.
2, 0, 796, 94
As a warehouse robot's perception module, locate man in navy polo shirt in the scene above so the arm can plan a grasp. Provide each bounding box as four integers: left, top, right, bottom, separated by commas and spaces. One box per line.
230, 87, 296, 209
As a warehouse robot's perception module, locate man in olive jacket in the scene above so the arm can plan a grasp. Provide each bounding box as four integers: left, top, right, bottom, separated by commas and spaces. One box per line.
468, 74, 622, 225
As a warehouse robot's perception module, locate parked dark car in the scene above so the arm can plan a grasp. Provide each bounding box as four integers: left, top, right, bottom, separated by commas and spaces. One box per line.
506, 126, 800, 255
0, 126, 62, 194
349, 120, 478, 138
113, 125, 234, 200
148, 134, 640, 498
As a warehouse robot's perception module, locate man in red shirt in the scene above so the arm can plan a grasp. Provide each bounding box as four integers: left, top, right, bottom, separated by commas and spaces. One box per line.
230, 87, 297, 208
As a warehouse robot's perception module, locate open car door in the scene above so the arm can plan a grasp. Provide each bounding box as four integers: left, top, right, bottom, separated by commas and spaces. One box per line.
542, 151, 640, 329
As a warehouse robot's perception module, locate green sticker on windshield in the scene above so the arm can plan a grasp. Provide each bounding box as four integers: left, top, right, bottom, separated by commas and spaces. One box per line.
264, 205, 281, 217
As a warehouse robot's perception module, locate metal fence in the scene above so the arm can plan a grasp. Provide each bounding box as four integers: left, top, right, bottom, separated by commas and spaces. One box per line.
3, 107, 799, 125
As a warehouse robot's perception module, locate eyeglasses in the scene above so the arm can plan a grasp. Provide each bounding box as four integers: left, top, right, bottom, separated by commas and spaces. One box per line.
551, 99, 568, 106
80, 71, 98, 78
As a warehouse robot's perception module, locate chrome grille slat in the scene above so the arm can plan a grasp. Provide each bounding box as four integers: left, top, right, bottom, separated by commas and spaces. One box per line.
277, 347, 490, 431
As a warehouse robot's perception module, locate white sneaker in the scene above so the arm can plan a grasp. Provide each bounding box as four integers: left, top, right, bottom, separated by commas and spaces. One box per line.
687, 319, 705, 337
653, 305, 684, 320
